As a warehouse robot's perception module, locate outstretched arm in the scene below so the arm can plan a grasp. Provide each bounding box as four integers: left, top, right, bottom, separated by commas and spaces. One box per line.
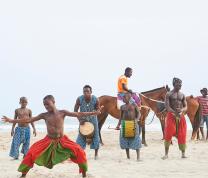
2, 113, 45, 124
63, 109, 102, 118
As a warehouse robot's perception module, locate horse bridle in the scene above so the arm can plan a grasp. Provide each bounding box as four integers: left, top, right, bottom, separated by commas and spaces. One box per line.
136, 92, 167, 124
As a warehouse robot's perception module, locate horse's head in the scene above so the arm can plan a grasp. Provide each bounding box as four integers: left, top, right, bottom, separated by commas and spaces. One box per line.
141, 86, 169, 101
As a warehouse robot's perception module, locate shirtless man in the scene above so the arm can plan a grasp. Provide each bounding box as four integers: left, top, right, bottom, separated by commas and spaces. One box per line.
10, 97, 36, 159
117, 92, 142, 161
162, 78, 187, 160
2, 95, 102, 178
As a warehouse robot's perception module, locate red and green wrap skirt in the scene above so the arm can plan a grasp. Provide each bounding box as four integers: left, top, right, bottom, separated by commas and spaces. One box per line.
18, 135, 87, 174
164, 112, 187, 152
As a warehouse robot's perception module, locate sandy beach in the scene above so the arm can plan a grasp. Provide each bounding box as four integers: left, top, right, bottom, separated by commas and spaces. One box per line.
0, 130, 208, 178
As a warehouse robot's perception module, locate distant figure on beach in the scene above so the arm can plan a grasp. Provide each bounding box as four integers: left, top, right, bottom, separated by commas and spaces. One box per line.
10, 97, 36, 160
2, 95, 102, 178
197, 88, 208, 140
75, 85, 100, 160
116, 67, 141, 130
117, 92, 142, 161
162, 78, 187, 160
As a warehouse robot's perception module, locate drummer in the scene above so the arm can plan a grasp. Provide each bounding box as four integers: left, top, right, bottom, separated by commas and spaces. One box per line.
117, 92, 142, 161
74, 85, 100, 160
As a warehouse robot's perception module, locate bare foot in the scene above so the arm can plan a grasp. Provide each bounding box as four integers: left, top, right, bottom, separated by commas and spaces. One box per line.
200, 137, 205, 141
144, 143, 148, 147
82, 172, 87, 178
94, 156, 98, 160
162, 155, 168, 160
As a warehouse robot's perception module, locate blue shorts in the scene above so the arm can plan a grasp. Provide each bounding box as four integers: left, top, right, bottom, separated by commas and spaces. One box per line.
9, 126, 30, 159
200, 115, 208, 128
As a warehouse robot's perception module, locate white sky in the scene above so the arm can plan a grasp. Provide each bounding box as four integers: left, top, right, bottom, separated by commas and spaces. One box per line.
0, 0, 208, 117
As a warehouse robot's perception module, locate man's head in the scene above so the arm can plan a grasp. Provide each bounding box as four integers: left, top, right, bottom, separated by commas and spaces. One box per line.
200, 88, 208, 97
123, 92, 132, 104
172, 77, 182, 91
124, 67, 133, 78
19, 97, 28, 108
43, 95, 56, 112
83, 85, 92, 99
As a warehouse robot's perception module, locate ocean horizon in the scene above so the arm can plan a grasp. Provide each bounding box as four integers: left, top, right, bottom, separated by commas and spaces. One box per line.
0, 114, 193, 132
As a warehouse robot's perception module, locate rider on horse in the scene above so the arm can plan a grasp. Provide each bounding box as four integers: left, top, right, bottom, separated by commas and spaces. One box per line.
117, 67, 141, 107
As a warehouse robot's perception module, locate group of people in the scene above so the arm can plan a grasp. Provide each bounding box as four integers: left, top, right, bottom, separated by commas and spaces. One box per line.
2, 67, 208, 178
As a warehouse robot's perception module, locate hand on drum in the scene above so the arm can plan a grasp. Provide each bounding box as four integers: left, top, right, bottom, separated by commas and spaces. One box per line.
80, 120, 85, 125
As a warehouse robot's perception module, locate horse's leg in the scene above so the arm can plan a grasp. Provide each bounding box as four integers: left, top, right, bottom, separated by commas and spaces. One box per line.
140, 108, 150, 147
98, 112, 108, 146
141, 124, 148, 147
192, 120, 200, 140
159, 118, 165, 140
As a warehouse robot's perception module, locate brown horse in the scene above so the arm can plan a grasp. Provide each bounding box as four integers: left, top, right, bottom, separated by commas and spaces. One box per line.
140, 91, 200, 140
98, 86, 168, 146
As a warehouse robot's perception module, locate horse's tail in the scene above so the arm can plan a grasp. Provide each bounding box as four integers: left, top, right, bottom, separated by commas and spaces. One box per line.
192, 105, 201, 139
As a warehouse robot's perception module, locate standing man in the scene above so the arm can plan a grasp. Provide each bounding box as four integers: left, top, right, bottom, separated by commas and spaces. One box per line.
10, 97, 36, 160
197, 88, 208, 140
75, 85, 100, 160
116, 67, 141, 129
162, 78, 188, 160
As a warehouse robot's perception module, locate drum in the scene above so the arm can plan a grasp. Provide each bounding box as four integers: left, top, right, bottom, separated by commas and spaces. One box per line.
79, 122, 94, 144
122, 120, 136, 138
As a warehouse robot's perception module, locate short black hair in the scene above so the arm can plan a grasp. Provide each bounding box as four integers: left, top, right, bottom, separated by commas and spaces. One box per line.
20, 97, 27, 102
83, 85, 92, 91
125, 67, 132, 74
43, 95, 55, 101
172, 77, 182, 86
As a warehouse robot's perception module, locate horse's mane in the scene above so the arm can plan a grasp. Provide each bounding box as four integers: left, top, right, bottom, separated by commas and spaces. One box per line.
141, 86, 165, 94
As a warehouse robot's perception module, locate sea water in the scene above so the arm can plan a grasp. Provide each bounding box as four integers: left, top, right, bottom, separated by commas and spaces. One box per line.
0, 112, 193, 132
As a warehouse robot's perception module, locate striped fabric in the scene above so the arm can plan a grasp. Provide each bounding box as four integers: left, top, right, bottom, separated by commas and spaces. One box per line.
197, 96, 208, 116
